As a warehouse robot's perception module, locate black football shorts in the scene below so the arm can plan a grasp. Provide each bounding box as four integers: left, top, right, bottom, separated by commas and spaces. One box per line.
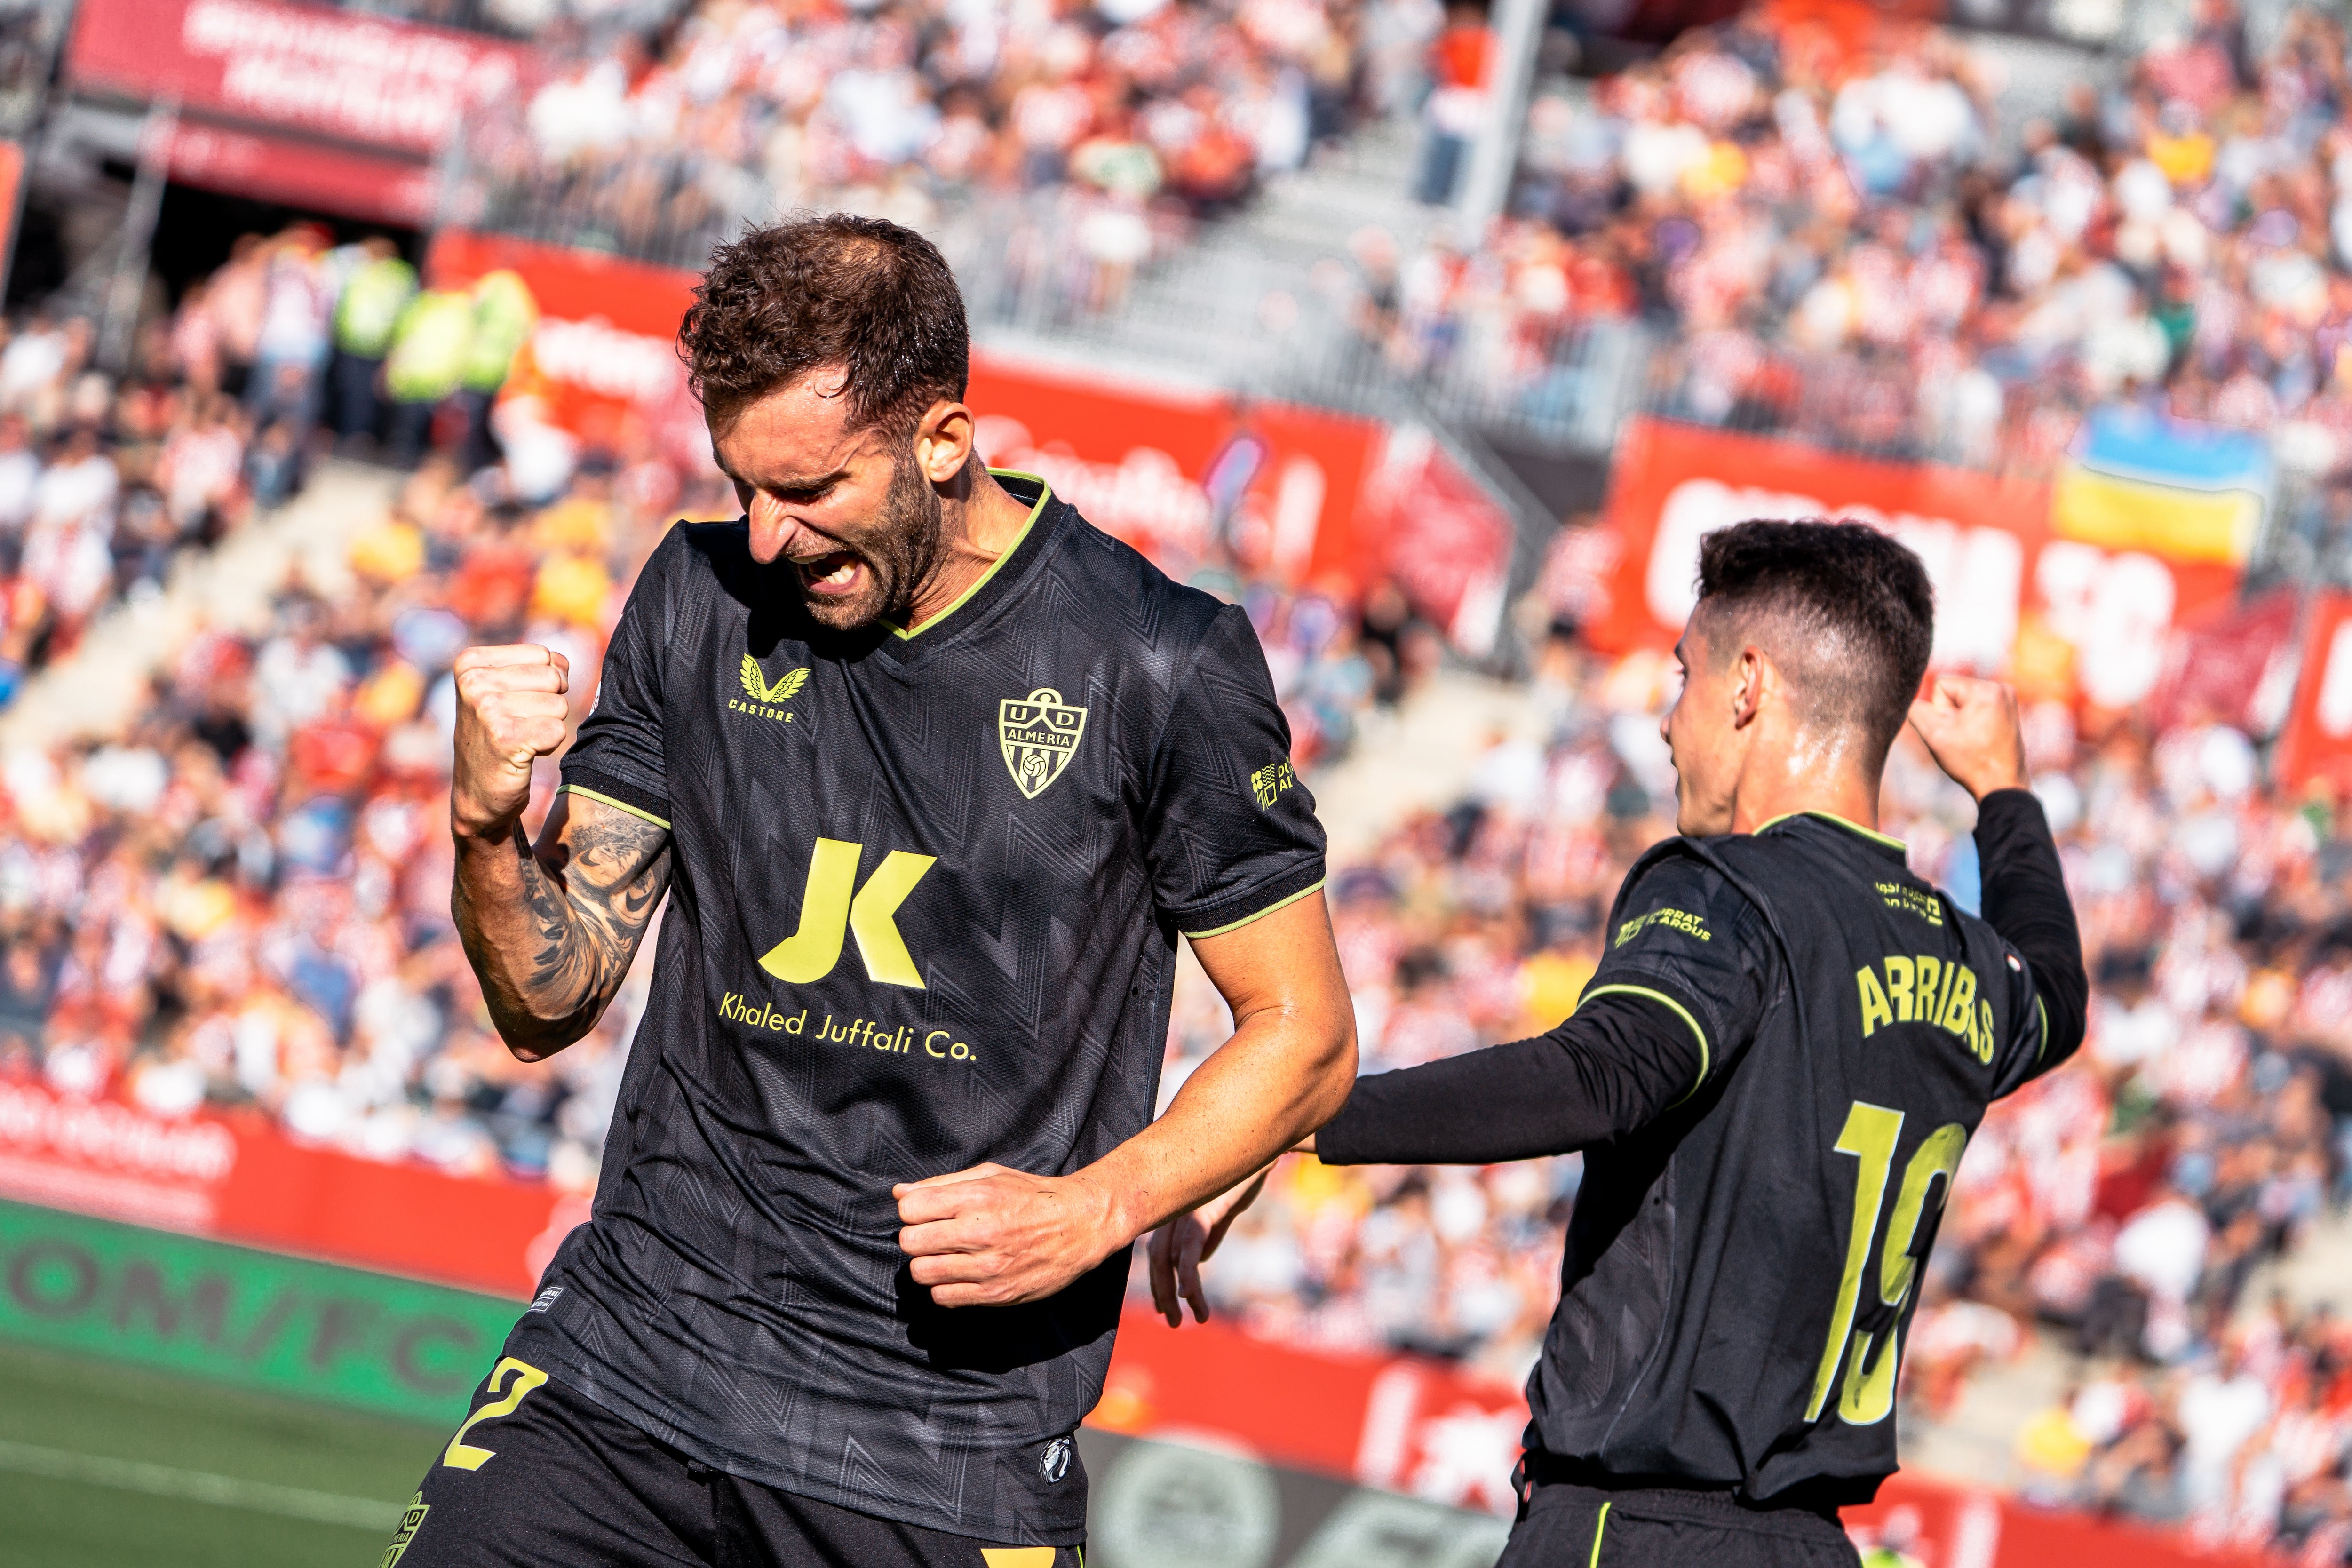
382, 1356, 1084, 1568
1499, 1478, 1862, 1568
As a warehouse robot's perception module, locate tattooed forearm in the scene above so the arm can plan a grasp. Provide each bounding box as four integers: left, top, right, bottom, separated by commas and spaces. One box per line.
453, 794, 674, 1059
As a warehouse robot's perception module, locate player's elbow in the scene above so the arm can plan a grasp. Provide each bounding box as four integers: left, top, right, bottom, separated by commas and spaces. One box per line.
1298, 999, 1358, 1128
494, 1001, 603, 1062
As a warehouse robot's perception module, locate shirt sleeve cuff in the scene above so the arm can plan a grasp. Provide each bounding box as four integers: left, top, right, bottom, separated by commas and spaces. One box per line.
558, 768, 672, 830
1174, 860, 1327, 939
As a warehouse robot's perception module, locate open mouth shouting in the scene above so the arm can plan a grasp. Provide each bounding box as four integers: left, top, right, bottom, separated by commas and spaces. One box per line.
795, 548, 868, 599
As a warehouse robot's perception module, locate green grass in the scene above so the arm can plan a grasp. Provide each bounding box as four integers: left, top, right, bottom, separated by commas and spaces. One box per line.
0, 1341, 445, 1568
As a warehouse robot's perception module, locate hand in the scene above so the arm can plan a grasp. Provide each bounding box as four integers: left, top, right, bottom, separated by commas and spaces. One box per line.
1907, 674, 2027, 802
1147, 1166, 1269, 1327
895, 1163, 1123, 1308
452, 644, 572, 839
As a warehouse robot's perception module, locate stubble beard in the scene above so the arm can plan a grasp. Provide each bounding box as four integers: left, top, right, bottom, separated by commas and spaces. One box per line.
799, 454, 946, 633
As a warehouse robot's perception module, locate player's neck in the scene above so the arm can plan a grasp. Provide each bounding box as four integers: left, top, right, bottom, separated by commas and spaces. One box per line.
903, 467, 1036, 631
1724, 740, 1883, 837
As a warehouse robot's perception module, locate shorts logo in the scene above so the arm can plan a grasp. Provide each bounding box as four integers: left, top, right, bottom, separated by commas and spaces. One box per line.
1040, 1436, 1072, 1482
999, 687, 1087, 800
380, 1492, 429, 1566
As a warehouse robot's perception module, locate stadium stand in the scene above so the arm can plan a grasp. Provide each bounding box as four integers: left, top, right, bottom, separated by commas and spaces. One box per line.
1342, 0, 2352, 496
455, 0, 1411, 286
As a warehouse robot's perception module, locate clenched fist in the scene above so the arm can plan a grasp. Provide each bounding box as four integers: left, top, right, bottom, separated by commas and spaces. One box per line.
452, 644, 572, 840
1908, 674, 2027, 803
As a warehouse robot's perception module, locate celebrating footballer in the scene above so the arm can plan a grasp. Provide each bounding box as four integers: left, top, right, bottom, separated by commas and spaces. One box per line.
1167, 521, 2089, 1567
404, 215, 1357, 1567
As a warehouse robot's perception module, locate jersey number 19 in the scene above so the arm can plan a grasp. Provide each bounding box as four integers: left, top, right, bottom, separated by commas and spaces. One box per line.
1807, 1103, 1968, 1426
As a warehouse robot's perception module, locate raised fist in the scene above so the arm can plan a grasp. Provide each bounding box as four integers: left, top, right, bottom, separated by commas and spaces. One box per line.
452, 644, 571, 838
1907, 674, 2028, 804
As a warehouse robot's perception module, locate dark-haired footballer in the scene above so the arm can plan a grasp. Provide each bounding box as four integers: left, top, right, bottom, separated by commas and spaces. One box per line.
1161, 522, 2088, 1568
397, 215, 1356, 1568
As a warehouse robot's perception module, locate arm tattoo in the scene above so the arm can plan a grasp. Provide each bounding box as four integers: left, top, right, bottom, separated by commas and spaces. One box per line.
454, 799, 674, 1058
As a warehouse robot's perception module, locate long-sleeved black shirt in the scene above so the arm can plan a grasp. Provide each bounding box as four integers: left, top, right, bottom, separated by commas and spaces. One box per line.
1311, 793, 2090, 1507
1319, 788, 2085, 1166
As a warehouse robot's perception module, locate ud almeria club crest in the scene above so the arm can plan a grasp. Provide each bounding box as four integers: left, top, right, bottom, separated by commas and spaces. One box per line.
998, 687, 1087, 799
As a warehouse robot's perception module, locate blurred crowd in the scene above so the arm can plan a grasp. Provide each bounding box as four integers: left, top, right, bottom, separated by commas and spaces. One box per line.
1352, 0, 2352, 488
0, 219, 561, 720
0, 450, 697, 1182
1151, 558, 2352, 1556
469, 0, 1428, 289
0, 303, 281, 715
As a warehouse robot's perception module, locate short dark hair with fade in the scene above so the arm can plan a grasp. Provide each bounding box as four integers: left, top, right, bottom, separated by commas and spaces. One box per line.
678, 214, 969, 439
1694, 519, 1934, 763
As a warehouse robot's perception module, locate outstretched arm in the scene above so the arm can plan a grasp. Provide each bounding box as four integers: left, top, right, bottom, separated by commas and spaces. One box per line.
893, 890, 1356, 1308
450, 644, 674, 1061
1311, 992, 1705, 1164
1145, 991, 1703, 1325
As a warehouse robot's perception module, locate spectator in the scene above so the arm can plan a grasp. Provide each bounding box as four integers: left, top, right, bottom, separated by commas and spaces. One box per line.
329, 238, 419, 450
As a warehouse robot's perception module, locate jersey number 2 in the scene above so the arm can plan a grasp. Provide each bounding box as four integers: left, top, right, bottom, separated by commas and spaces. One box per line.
443, 1358, 548, 1471
1806, 1103, 1967, 1426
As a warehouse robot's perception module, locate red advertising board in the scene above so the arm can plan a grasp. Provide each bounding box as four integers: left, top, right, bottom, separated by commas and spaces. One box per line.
1098, 1309, 2274, 1567
0, 139, 22, 302
424, 231, 1394, 594
0, 1074, 2279, 1566
2278, 592, 2352, 795
161, 118, 439, 227
1594, 420, 2243, 710
965, 351, 1383, 593
66, 0, 529, 158
0, 1079, 577, 1298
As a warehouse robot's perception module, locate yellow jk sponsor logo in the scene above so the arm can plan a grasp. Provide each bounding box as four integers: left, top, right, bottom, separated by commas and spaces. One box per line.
999, 686, 1087, 799
759, 837, 936, 988
1250, 760, 1295, 810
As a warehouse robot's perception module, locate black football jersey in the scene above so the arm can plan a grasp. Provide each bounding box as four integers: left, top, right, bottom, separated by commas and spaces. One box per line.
511, 474, 1325, 1544
1529, 812, 2048, 1504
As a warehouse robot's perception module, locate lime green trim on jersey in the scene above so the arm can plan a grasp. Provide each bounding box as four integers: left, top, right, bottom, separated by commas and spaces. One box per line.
1755, 810, 1908, 852
1581, 984, 1709, 1105
2035, 995, 2049, 1065
557, 785, 672, 831
888, 470, 1053, 640
1588, 1500, 1611, 1568
1183, 879, 1326, 940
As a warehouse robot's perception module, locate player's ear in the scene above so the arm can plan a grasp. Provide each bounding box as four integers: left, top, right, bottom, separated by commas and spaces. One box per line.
1730, 645, 1765, 729
914, 398, 973, 485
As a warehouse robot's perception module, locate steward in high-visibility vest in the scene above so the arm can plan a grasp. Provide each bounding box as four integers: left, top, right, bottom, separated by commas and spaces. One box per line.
335, 252, 418, 360
457, 270, 540, 475
385, 290, 473, 405
463, 269, 538, 394
384, 289, 472, 463
327, 241, 417, 444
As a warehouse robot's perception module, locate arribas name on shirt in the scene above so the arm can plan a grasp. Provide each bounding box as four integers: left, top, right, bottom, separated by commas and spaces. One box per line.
1856, 953, 1996, 1064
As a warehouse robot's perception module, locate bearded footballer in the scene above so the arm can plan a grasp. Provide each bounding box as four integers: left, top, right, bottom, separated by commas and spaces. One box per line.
404, 215, 1357, 1567
1165, 521, 2088, 1567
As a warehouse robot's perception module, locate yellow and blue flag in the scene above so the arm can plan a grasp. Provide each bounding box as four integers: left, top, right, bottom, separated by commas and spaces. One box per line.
2052, 406, 2269, 566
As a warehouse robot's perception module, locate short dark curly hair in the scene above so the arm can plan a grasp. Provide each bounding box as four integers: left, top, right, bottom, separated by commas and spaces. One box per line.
677, 214, 969, 439
1694, 519, 1934, 763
